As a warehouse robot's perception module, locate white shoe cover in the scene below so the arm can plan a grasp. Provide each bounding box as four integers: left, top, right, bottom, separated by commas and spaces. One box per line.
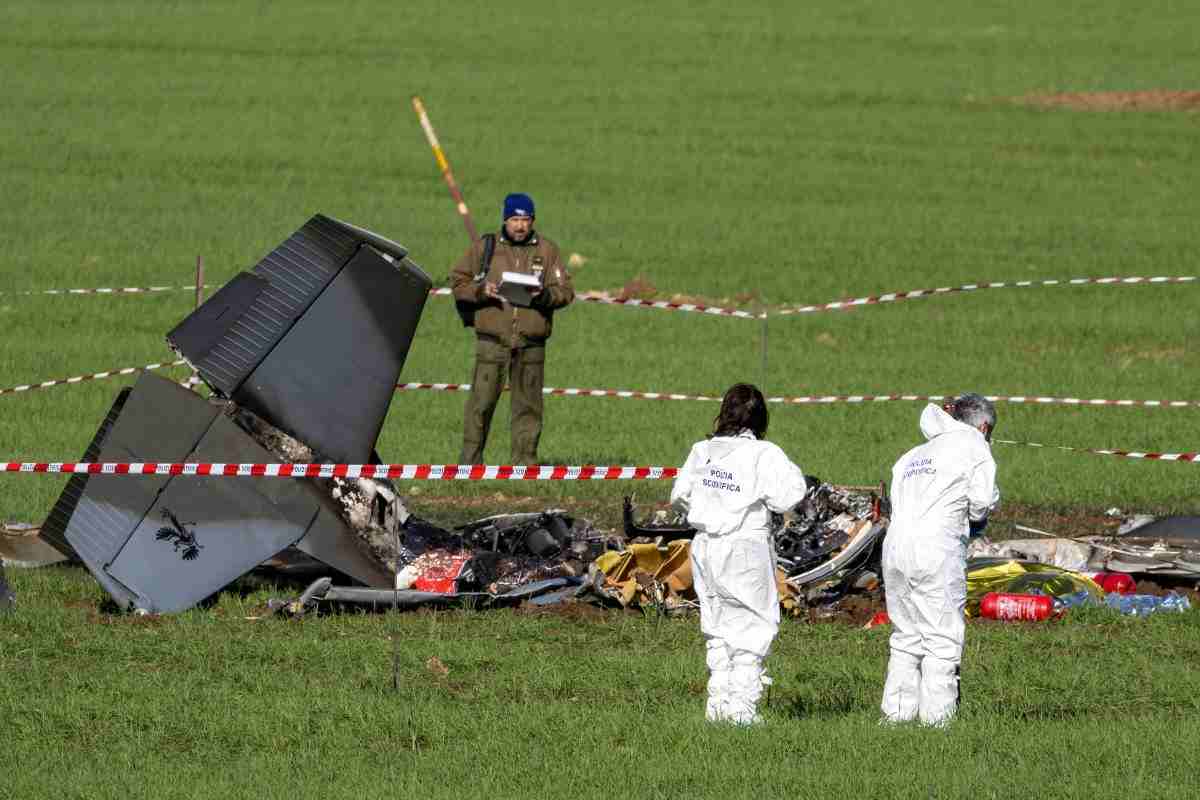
725, 652, 765, 725
918, 656, 959, 726
881, 650, 921, 723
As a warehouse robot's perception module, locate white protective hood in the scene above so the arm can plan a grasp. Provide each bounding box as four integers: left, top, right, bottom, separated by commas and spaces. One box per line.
918, 402, 970, 441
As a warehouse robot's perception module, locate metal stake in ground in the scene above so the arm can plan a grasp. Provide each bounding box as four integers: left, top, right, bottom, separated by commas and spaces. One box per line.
391, 524, 402, 692
759, 295, 769, 395
411, 96, 479, 242
194, 255, 205, 310
0, 562, 14, 612
190, 256, 205, 391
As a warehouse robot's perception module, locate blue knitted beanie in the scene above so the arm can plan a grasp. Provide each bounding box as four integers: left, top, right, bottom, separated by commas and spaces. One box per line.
502, 193, 535, 220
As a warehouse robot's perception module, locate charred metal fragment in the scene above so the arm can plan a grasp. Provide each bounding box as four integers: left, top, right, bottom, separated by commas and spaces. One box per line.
779, 482, 887, 591
269, 575, 584, 617
1086, 515, 1200, 578
383, 510, 609, 594
622, 496, 696, 540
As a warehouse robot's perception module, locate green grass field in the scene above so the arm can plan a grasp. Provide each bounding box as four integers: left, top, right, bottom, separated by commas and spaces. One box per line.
2, 1, 1199, 796
6, 566, 1200, 799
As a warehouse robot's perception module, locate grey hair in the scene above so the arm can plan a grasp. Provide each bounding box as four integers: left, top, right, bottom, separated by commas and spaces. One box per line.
952, 393, 997, 431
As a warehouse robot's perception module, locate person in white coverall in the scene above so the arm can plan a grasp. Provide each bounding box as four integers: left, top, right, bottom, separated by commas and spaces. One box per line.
881, 393, 1000, 726
670, 383, 808, 725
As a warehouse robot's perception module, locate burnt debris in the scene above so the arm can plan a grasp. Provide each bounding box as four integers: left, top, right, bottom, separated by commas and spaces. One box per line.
268, 509, 611, 615
624, 480, 888, 590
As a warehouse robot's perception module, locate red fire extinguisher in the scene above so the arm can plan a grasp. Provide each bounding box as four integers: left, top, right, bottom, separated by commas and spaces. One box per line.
979, 592, 1054, 621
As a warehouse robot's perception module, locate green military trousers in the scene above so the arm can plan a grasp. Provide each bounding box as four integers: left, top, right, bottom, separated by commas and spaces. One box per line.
459, 337, 546, 466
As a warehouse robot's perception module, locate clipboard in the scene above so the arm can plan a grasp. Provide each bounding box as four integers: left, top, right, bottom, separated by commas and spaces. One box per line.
498, 271, 541, 308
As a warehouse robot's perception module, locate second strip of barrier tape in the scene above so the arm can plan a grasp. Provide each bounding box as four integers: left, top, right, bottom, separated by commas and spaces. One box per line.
395, 382, 1199, 409
3, 359, 1196, 410
993, 440, 1198, 463
7, 274, 1194, 322
0, 360, 189, 396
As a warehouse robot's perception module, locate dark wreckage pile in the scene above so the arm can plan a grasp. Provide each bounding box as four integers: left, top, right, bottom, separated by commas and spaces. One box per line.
269, 478, 890, 618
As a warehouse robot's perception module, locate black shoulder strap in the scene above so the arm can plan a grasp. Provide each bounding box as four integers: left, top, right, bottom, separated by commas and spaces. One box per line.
478, 233, 496, 280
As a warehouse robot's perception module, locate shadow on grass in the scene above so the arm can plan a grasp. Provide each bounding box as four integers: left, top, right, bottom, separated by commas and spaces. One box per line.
775, 689, 869, 719
776, 692, 1129, 722
991, 703, 1116, 721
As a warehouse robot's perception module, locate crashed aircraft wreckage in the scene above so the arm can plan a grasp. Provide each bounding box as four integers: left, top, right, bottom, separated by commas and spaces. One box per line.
271, 481, 890, 616
30, 211, 892, 617
37, 215, 432, 613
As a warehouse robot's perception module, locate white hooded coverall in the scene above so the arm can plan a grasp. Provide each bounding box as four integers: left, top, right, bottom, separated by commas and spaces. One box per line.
881, 404, 999, 726
670, 431, 807, 724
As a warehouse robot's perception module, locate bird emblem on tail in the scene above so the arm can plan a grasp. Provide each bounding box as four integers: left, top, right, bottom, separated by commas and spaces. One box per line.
155, 508, 202, 561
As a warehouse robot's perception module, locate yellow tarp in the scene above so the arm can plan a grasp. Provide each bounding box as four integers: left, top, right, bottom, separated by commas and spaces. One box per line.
594, 540, 694, 607
965, 558, 1102, 616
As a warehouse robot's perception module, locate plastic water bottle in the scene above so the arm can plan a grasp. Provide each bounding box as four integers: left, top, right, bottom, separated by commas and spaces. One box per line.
1104, 593, 1178, 617
980, 592, 1053, 621
1103, 593, 1151, 616
1052, 590, 1093, 612
1159, 592, 1191, 613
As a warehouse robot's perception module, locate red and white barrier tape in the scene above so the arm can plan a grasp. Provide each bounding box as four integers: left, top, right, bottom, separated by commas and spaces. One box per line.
996, 440, 1198, 463
775, 275, 1197, 316
0, 285, 211, 297
0, 284, 451, 301
439, 274, 1195, 319
574, 293, 761, 319
0, 360, 189, 396
7, 274, 1193, 323
767, 393, 1200, 408
1, 284, 451, 299
4, 360, 1195, 411
0, 462, 676, 480
0, 280, 758, 319
427, 289, 758, 317
397, 382, 1198, 409
397, 382, 723, 402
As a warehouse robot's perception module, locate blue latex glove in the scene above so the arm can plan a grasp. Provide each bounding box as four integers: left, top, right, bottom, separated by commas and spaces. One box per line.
968, 517, 989, 538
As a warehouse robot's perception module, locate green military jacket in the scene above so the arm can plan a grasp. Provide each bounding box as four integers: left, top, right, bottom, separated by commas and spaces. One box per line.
450, 230, 575, 348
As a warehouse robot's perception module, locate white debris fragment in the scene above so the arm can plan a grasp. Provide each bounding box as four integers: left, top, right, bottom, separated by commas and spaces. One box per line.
1117, 514, 1156, 535
331, 476, 410, 537
966, 536, 1093, 572
395, 564, 420, 590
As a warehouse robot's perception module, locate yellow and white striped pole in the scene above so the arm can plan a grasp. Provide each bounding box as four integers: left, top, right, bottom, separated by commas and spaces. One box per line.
411, 96, 480, 242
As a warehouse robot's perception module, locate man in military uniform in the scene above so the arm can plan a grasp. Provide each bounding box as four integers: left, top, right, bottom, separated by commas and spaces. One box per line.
451, 193, 574, 465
